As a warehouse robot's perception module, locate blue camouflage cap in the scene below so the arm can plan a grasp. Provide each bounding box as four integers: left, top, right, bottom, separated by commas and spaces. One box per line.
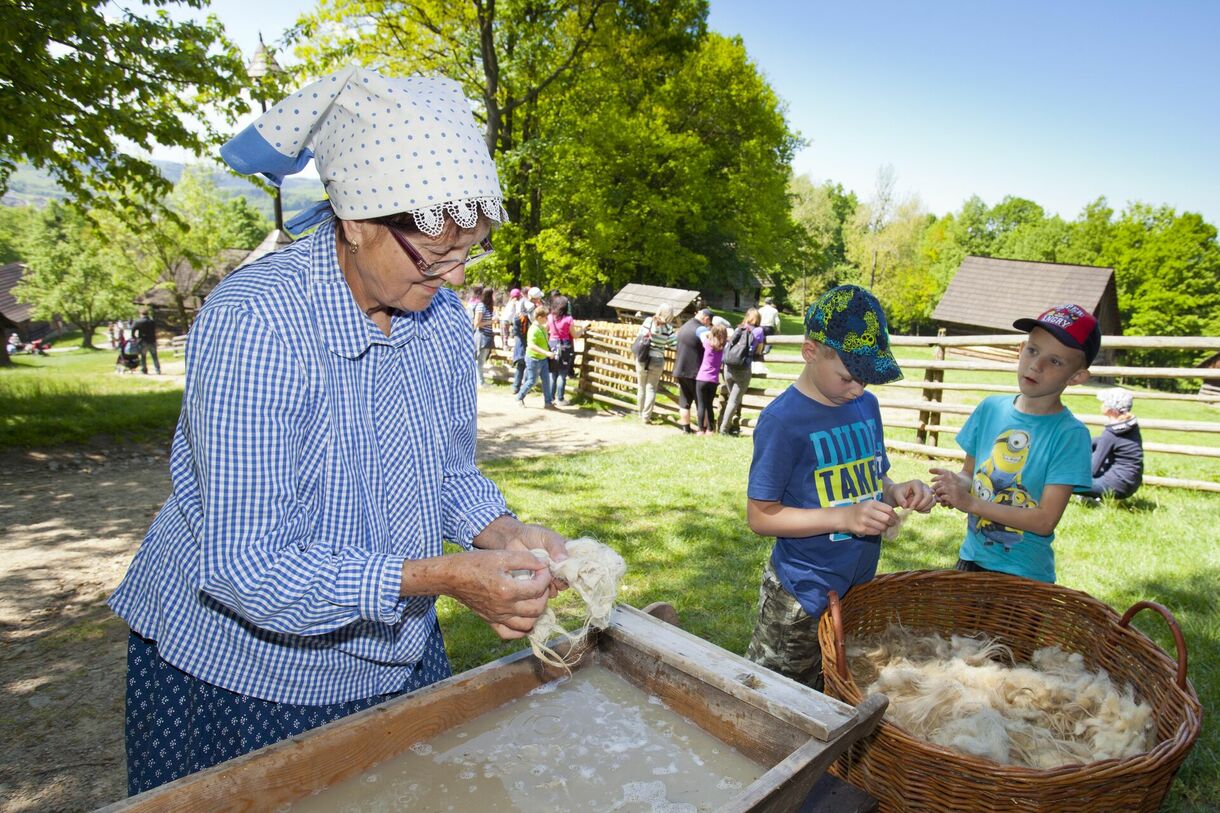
804, 285, 902, 385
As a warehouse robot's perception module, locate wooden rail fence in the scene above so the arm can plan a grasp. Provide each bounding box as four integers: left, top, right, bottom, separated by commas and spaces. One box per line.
571, 323, 1220, 494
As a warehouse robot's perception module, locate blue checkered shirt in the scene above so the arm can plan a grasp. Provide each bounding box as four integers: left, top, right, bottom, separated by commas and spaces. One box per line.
109, 219, 508, 704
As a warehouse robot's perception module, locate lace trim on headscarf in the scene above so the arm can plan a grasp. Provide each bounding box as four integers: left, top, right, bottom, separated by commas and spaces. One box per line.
411, 196, 510, 237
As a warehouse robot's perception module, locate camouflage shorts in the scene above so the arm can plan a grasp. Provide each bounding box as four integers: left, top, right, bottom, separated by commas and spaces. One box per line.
745, 559, 824, 691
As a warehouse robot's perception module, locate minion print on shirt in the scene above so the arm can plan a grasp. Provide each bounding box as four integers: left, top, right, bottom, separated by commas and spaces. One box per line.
809, 417, 886, 541
969, 428, 1038, 551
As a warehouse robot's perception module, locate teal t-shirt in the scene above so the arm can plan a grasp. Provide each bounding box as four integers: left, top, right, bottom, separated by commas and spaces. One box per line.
956, 395, 1092, 582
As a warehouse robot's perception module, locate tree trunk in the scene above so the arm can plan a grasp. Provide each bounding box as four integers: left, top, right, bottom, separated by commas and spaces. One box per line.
78, 320, 96, 349
173, 293, 190, 335
0, 340, 10, 367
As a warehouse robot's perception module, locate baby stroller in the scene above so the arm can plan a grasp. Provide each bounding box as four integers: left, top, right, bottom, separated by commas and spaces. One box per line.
115, 337, 141, 373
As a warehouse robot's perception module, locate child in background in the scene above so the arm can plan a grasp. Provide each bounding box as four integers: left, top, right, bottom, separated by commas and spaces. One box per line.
695, 324, 728, 435
516, 306, 557, 409
547, 296, 576, 405
746, 285, 935, 690
1079, 387, 1143, 501
931, 304, 1098, 583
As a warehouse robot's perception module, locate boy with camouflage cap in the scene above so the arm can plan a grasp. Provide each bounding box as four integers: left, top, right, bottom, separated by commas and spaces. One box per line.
745, 285, 934, 690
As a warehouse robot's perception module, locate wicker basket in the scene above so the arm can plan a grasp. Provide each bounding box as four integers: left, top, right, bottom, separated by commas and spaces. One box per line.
817, 570, 1202, 812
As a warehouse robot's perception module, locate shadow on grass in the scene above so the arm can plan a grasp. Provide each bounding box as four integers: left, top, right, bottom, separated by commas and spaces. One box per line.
0, 389, 182, 449
1126, 571, 1219, 813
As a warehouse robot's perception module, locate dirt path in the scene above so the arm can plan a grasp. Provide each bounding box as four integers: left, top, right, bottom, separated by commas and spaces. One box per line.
0, 387, 667, 813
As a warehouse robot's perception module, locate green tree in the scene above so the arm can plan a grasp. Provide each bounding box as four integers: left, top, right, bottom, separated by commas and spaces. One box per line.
292, 0, 621, 281
1101, 204, 1220, 379
0, 206, 38, 264
0, 0, 248, 213
12, 203, 139, 349
220, 196, 272, 250
291, 1, 801, 298
787, 174, 857, 310
531, 30, 801, 297
107, 167, 260, 329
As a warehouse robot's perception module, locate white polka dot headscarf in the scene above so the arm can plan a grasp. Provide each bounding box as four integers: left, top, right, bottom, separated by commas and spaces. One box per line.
220, 65, 508, 237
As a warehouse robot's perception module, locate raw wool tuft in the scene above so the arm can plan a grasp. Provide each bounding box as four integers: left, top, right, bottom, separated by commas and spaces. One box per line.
882, 508, 912, 541
527, 537, 626, 670
846, 624, 1155, 768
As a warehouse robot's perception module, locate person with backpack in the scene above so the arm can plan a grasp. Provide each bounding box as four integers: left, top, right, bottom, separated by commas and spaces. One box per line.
719, 308, 763, 435
633, 303, 677, 424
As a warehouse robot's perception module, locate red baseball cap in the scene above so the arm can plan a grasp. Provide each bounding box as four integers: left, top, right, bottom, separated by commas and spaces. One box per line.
1013, 304, 1101, 365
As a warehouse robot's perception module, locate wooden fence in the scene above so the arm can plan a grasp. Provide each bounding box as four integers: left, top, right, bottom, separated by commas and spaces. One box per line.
570, 323, 1220, 494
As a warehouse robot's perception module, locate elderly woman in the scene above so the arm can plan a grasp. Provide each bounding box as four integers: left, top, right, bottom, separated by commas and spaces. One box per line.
107, 66, 568, 795
634, 303, 677, 424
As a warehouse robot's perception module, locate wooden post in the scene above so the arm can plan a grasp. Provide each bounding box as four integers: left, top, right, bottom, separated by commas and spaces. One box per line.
917, 329, 947, 446
577, 331, 594, 395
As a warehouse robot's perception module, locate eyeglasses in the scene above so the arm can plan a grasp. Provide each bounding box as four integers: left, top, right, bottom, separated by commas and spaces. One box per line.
384, 224, 494, 279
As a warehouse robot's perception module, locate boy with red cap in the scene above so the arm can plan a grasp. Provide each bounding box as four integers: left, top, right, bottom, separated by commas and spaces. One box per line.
931, 304, 1101, 583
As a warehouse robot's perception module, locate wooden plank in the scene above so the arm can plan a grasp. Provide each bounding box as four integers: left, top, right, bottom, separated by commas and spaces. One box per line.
605, 605, 859, 741
886, 334, 1220, 350
1144, 474, 1220, 493
720, 695, 887, 813
880, 380, 1220, 403
97, 647, 557, 813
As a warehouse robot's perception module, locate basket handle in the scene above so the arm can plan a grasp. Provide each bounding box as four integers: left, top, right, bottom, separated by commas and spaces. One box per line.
827, 590, 848, 681
1119, 600, 1188, 689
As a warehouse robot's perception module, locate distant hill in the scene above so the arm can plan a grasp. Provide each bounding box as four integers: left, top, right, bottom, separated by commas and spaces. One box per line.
2, 160, 326, 221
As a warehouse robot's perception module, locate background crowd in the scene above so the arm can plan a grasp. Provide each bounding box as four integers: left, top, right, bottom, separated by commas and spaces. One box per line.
465, 285, 577, 408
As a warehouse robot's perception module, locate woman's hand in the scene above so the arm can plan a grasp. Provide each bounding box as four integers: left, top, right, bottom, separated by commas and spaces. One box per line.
444, 549, 554, 640
475, 515, 569, 597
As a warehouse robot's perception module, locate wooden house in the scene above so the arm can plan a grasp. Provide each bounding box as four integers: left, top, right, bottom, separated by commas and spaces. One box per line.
606, 283, 702, 324
0, 262, 55, 342
932, 256, 1121, 362
933, 256, 1121, 336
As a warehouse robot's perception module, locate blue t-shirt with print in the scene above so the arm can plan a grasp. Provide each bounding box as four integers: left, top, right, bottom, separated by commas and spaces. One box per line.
747, 386, 890, 618
956, 395, 1092, 582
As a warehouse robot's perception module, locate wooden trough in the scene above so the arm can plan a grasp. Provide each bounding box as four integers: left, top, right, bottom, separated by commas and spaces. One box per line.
98, 604, 887, 812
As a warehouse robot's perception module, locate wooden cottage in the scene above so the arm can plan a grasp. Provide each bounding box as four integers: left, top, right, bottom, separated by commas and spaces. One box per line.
606, 283, 702, 324
933, 256, 1121, 336
0, 262, 55, 342
932, 256, 1121, 363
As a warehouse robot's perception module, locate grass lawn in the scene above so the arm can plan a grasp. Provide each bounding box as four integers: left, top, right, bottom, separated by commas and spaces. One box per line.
0, 338, 183, 449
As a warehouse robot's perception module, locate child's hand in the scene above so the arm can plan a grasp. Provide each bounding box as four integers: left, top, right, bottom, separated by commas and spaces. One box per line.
930, 468, 973, 511
841, 501, 897, 537
890, 479, 936, 513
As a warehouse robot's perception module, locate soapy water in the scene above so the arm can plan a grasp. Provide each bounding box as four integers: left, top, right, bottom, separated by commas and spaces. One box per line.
285, 666, 764, 812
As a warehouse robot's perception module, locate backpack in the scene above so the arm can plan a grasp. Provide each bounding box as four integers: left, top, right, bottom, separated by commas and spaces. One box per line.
631, 326, 652, 368
723, 326, 752, 367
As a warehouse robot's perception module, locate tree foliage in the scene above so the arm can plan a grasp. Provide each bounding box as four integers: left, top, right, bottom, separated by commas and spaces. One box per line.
289, 0, 801, 298
103, 168, 267, 329
0, 0, 249, 214
12, 203, 140, 348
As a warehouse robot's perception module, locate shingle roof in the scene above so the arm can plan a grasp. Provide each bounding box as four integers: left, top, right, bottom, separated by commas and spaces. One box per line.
933, 256, 1116, 333
0, 262, 31, 323
607, 283, 701, 318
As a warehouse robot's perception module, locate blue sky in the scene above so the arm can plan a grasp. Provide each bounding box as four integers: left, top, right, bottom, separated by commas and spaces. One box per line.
179, 0, 1219, 224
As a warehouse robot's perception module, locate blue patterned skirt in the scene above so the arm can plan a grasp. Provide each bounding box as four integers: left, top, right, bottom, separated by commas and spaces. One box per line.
124, 625, 451, 796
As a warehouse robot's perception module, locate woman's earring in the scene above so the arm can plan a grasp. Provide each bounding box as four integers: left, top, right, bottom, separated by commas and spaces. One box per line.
349, 242, 360, 254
